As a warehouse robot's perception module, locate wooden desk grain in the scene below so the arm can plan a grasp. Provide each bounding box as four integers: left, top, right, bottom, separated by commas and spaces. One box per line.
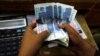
76, 15, 98, 50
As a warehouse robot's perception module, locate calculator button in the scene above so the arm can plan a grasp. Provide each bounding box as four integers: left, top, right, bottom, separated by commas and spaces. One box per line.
6, 30, 11, 33
7, 34, 10, 37
6, 52, 11, 55
12, 34, 16, 36
12, 42, 16, 45
22, 29, 26, 32
6, 48, 11, 51
17, 29, 21, 33
17, 33, 22, 36
1, 35, 5, 38
0, 53, 5, 56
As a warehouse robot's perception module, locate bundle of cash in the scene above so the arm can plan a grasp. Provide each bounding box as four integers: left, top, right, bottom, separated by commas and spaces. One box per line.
34, 3, 87, 47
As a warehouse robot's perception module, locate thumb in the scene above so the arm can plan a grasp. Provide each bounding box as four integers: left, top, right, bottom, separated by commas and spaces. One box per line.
38, 31, 50, 40
26, 22, 36, 32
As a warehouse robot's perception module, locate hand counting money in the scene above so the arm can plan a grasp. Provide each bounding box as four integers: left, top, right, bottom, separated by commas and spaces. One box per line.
34, 3, 87, 47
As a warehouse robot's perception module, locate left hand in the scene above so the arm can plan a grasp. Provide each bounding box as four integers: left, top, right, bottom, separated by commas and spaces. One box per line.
18, 20, 50, 56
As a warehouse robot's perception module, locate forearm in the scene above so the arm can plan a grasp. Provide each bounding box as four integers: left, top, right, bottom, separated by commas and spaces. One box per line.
18, 21, 49, 56
77, 43, 96, 56
18, 36, 46, 56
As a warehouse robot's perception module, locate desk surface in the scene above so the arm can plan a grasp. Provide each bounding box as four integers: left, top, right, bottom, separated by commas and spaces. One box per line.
36, 15, 98, 56
76, 15, 98, 49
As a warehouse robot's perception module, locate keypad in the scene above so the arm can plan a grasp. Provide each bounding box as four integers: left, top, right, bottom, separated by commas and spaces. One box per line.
0, 27, 26, 56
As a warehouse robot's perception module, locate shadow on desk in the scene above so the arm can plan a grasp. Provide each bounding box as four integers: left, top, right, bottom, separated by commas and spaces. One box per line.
37, 44, 76, 56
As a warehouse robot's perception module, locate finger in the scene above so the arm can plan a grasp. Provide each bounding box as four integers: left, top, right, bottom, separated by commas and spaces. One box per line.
69, 34, 82, 45
25, 24, 37, 36
32, 19, 36, 25
26, 22, 36, 31
59, 23, 81, 37
59, 23, 78, 35
59, 23, 84, 45
38, 31, 50, 40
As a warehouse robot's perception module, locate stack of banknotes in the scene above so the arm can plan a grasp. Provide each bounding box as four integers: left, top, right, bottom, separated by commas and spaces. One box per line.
34, 3, 87, 47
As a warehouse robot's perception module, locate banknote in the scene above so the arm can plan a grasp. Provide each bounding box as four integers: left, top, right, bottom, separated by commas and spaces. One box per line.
60, 4, 74, 23
54, 4, 58, 19
34, 3, 79, 47
69, 9, 77, 23
70, 19, 87, 39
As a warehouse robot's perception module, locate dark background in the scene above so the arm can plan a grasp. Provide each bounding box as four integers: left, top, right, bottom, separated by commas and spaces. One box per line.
0, 0, 100, 27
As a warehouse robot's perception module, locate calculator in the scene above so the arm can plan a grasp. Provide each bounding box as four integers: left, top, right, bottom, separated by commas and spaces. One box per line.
0, 16, 26, 56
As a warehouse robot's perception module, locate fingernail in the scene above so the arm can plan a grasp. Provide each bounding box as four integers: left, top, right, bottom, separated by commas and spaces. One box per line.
32, 19, 36, 23
45, 30, 51, 34
58, 23, 63, 27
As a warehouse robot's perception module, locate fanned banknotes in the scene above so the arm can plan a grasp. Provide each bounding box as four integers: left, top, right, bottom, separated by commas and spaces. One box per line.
34, 3, 87, 47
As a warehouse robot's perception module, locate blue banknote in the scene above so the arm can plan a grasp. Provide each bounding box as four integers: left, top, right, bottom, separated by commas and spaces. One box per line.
47, 24, 54, 32
70, 19, 87, 39
37, 5, 54, 24
34, 3, 77, 32
54, 5, 58, 19
34, 3, 81, 47
46, 6, 53, 19
58, 6, 62, 19
62, 8, 72, 23
39, 7, 47, 23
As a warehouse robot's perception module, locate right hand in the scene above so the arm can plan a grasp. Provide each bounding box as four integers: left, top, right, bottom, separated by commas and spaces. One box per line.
59, 23, 96, 56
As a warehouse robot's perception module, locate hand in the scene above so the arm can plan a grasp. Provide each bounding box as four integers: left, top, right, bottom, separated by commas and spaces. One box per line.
59, 23, 96, 56
18, 20, 50, 56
